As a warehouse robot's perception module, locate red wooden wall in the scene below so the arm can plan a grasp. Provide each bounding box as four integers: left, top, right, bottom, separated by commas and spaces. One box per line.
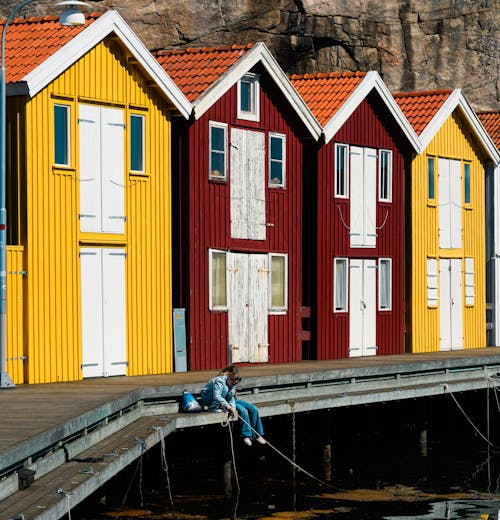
312, 91, 411, 360
173, 64, 310, 371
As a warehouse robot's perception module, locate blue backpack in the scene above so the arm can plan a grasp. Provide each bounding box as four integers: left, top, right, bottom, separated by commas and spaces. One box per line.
179, 390, 202, 413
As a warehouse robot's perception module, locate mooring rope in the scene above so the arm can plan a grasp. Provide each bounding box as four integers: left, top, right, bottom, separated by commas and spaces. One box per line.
152, 426, 177, 518
447, 390, 496, 448
222, 411, 344, 491
221, 415, 241, 519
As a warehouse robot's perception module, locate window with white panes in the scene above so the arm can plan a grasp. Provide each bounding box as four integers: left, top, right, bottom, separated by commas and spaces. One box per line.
130, 113, 145, 173
378, 258, 392, 310
237, 73, 260, 122
209, 249, 228, 310
269, 133, 286, 187
334, 143, 348, 198
209, 122, 228, 180
334, 258, 348, 312
269, 253, 287, 312
378, 149, 392, 202
54, 104, 70, 166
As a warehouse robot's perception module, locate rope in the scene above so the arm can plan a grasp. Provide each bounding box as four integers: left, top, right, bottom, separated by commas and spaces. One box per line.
448, 391, 496, 447
223, 410, 344, 491
152, 426, 177, 518
336, 204, 350, 230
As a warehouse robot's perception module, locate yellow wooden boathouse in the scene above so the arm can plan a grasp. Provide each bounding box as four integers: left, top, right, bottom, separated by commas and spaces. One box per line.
4, 11, 190, 383
395, 90, 499, 353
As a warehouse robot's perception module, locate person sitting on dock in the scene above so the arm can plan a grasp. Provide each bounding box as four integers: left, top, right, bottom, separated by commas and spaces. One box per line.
201, 365, 266, 447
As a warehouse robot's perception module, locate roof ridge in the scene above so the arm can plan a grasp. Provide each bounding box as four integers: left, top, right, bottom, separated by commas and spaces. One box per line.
289, 71, 366, 80
393, 89, 454, 98
154, 42, 253, 57
0, 12, 102, 26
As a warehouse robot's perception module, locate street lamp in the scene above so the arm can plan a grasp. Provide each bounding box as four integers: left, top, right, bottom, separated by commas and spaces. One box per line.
0, 1, 89, 388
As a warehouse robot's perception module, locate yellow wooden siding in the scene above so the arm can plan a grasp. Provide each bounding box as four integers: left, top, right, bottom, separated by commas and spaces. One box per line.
410, 112, 486, 352
6, 246, 24, 384
22, 37, 173, 383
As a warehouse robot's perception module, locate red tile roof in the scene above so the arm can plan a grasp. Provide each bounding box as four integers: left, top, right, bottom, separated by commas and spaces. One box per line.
393, 90, 453, 136
154, 44, 253, 102
289, 72, 366, 126
1, 14, 101, 84
477, 111, 500, 150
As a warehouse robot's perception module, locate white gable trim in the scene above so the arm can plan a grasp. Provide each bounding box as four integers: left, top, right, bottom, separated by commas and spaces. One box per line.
192, 42, 322, 140
323, 71, 420, 151
420, 89, 499, 162
17, 10, 191, 118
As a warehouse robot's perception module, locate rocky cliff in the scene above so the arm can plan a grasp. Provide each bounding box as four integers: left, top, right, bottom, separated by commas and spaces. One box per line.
1, 0, 498, 111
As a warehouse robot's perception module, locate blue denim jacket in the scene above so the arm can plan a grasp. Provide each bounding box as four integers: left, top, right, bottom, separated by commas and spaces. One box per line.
200, 375, 236, 411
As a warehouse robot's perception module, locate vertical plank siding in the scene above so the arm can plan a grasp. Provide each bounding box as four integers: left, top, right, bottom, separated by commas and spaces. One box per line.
315, 94, 408, 360
11, 37, 173, 383
180, 71, 307, 370
410, 112, 486, 353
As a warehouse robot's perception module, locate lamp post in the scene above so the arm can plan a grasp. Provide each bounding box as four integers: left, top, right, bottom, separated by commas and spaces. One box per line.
0, 1, 89, 388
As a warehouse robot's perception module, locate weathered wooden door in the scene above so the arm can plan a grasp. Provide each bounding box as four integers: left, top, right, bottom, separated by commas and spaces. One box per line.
80, 247, 127, 378
439, 258, 463, 351
230, 128, 266, 240
350, 147, 377, 248
349, 259, 377, 357
79, 104, 125, 234
228, 253, 268, 363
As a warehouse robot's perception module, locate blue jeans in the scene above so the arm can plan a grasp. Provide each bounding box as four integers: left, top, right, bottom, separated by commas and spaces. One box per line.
235, 399, 264, 438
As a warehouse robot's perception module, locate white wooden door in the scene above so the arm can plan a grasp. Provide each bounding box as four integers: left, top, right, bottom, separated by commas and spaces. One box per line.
230, 128, 266, 240
439, 258, 463, 351
349, 259, 377, 357
228, 253, 268, 363
79, 105, 125, 234
80, 247, 127, 378
438, 158, 462, 249
350, 147, 377, 248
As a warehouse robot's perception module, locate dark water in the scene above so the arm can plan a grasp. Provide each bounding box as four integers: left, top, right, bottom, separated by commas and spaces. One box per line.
73, 394, 500, 519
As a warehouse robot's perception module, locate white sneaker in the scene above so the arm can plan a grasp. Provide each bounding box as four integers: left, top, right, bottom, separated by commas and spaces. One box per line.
242, 437, 252, 447
255, 436, 266, 445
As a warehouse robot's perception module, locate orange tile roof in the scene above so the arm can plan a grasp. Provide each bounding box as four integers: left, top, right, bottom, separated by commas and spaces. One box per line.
1, 14, 101, 84
289, 72, 366, 126
154, 44, 253, 102
393, 90, 453, 136
477, 111, 500, 150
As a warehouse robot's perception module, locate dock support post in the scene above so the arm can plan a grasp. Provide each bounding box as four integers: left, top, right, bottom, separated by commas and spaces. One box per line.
418, 399, 428, 457
223, 458, 233, 499
321, 412, 332, 481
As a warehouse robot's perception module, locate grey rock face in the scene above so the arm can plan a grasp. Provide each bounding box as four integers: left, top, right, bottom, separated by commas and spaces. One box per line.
0, 0, 498, 111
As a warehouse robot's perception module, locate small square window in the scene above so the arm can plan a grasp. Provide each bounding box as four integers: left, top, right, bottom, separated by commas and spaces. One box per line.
334, 144, 348, 198
209, 249, 227, 310
209, 122, 227, 180
378, 149, 392, 202
237, 73, 259, 122
269, 254, 287, 312
464, 163, 471, 204
269, 133, 285, 187
54, 104, 70, 166
334, 258, 348, 312
379, 258, 392, 310
130, 114, 145, 173
428, 157, 435, 200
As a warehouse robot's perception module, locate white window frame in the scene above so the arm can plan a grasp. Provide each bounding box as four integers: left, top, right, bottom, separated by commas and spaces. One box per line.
268, 253, 288, 313
209, 121, 228, 181
269, 132, 286, 188
333, 257, 348, 313
378, 149, 392, 202
464, 162, 471, 205
426, 257, 438, 308
54, 103, 70, 167
334, 143, 349, 198
378, 257, 392, 310
237, 73, 260, 122
209, 248, 228, 311
465, 257, 475, 306
130, 113, 145, 174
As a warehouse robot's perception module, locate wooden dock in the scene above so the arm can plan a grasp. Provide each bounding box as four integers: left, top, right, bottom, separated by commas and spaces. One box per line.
2, 348, 500, 519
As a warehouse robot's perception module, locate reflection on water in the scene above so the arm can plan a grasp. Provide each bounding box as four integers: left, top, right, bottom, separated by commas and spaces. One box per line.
73, 396, 500, 519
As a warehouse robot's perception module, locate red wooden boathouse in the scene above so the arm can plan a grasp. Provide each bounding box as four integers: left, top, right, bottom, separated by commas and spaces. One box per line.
156, 43, 321, 370
291, 72, 420, 359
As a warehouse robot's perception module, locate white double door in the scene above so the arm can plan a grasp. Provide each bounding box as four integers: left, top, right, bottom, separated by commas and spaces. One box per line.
349, 259, 377, 357
80, 247, 127, 378
228, 253, 268, 363
439, 258, 463, 351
